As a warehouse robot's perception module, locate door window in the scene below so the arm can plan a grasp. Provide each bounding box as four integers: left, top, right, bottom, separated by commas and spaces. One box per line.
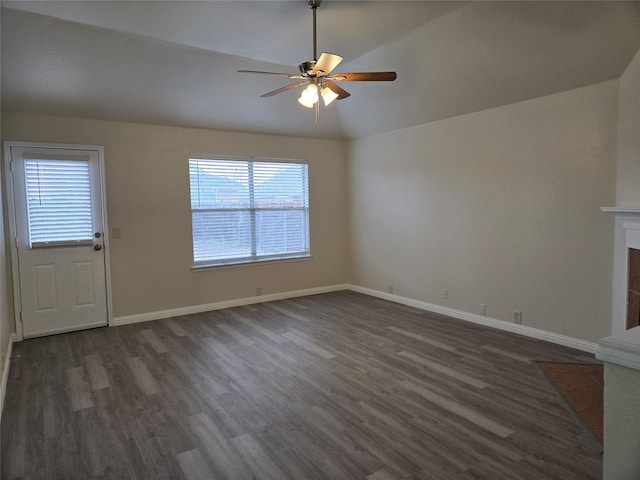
24, 158, 94, 247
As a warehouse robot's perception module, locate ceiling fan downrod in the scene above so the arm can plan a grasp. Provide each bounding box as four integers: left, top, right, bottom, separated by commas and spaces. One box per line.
308, 0, 322, 62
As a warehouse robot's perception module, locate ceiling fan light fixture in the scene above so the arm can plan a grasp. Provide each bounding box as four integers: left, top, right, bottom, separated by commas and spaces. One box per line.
239, 0, 396, 119
321, 86, 339, 106
297, 96, 315, 108
298, 83, 319, 108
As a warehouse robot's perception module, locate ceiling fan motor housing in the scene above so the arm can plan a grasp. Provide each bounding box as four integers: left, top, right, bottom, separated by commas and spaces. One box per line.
299, 60, 317, 77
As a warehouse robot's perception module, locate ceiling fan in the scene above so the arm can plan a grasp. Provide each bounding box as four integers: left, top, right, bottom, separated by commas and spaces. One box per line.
238, 0, 397, 110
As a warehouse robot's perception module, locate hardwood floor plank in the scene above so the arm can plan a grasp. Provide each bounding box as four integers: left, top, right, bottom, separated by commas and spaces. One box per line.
1, 291, 602, 479
91, 388, 141, 479
367, 469, 400, 480
400, 379, 515, 438
163, 317, 189, 337
411, 408, 525, 465
176, 448, 217, 480
231, 433, 289, 480
84, 353, 111, 390
268, 303, 311, 323
230, 310, 287, 344
521, 453, 599, 480
66, 367, 94, 411
126, 357, 159, 395
281, 330, 337, 359
386, 325, 457, 352
187, 412, 254, 479
257, 418, 363, 480
165, 349, 231, 396
202, 336, 245, 366
2, 365, 40, 479
43, 360, 72, 440
397, 350, 490, 389
216, 322, 256, 347
480, 344, 531, 363
141, 329, 170, 354
76, 407, 113, 477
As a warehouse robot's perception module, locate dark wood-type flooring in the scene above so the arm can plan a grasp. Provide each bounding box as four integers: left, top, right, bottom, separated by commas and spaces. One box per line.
2, 291, 603, 479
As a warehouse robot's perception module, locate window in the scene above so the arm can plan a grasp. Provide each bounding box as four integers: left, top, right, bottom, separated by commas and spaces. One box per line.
24, 158, 94, 247
189, 156, 310, 267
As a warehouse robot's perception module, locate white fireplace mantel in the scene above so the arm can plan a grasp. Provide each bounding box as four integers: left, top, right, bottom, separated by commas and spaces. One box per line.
601, 207, 640, 215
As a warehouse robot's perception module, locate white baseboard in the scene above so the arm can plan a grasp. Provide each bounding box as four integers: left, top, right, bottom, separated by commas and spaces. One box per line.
113, 284, 350, 326
0, 333, 17, 418
347, 285, 599, 354
113, 282, 597, 354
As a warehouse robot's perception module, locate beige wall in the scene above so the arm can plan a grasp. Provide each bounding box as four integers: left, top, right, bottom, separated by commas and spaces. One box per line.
348, 81, 618, 342
2, 113, 348, 318
616, 48, 640, 207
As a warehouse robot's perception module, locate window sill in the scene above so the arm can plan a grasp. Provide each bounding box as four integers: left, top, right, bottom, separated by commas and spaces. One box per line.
192, 254, 312, 271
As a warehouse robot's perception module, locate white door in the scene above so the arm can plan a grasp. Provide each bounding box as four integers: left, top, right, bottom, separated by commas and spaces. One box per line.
8, 144, 109, 338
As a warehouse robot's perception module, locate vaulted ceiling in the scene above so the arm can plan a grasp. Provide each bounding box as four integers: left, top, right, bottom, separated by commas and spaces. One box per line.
2, 1, 640, 139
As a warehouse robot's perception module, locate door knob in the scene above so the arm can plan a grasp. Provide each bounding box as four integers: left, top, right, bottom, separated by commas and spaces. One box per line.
94, 244, 102, 251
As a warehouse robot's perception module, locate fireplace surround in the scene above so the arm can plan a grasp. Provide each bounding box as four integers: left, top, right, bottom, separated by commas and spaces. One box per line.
601, 207, 640, 334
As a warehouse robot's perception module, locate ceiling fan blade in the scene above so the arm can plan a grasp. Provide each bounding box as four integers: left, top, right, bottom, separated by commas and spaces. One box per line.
260, 81, 308, 98
329, 72, 397, 82
239, 70, 304, 79
310, 53, 343, 76
324, 81, 350, 100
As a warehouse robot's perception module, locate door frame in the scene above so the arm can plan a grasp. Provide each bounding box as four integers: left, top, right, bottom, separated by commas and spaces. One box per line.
3, 141, 113, 341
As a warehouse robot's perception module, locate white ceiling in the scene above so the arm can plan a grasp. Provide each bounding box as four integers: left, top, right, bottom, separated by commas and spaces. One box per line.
2, 1, 640, 139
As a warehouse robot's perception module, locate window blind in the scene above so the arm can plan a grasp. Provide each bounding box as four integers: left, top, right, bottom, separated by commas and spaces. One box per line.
24, 159, 93, 246
189, 157, 310, 266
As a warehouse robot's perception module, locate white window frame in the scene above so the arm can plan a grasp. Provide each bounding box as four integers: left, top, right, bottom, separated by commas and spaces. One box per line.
189, 155, 311, 269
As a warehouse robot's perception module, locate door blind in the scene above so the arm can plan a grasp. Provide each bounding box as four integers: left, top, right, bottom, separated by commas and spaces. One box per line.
24, 159, 94, 246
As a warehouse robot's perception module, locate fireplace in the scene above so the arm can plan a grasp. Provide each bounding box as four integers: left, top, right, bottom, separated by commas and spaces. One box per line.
602, 207, 640, 334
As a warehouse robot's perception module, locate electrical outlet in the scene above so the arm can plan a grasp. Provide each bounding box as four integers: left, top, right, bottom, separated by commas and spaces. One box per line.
388, 285, 394, 294
480, 304, 487, 315
256, 287, 262, 296
442, 289, 448, 300
513, 311, 523, 324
